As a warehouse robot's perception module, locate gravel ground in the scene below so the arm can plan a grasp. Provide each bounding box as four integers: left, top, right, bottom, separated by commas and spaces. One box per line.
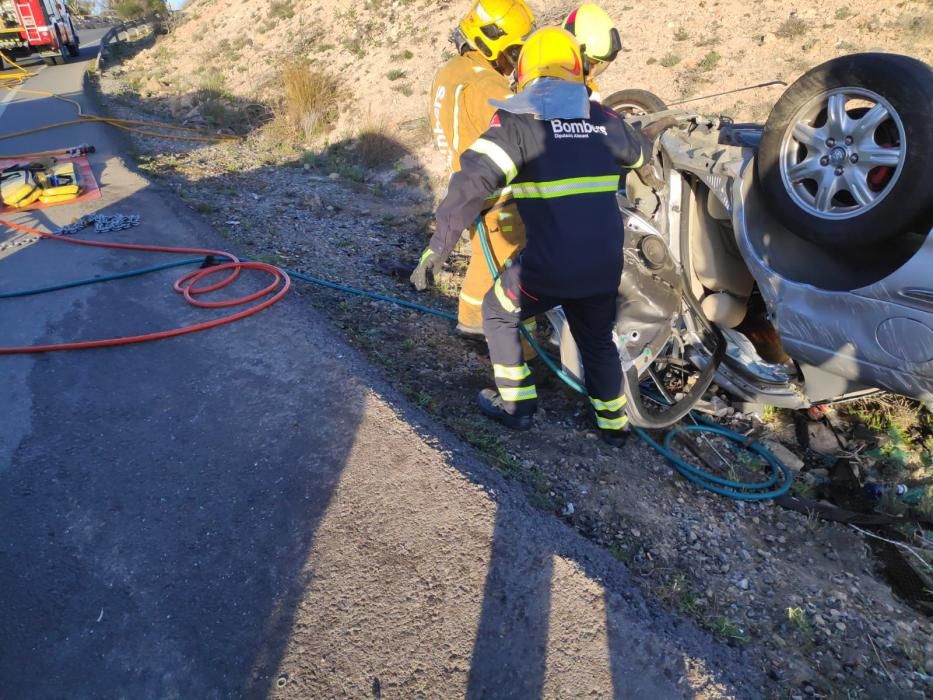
92, 64, 933, 698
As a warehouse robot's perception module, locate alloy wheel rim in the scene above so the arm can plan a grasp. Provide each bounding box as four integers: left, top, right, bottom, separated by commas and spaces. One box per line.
778, 86, 906, 220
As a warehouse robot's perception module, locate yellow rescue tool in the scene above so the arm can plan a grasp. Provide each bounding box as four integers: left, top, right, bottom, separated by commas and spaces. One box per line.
0, 160, 82, 208
0, 167, 40, 207
35, 161, 81, 204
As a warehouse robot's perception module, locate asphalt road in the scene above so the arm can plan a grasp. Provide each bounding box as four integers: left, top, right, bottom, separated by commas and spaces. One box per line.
0, 28, 759, 698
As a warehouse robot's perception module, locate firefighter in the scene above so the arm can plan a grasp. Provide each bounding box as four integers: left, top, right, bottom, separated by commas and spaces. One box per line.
564, 3, 674, 190
412, 0, 536, 339
421, 26, 651, 447
562, 3, 621, 99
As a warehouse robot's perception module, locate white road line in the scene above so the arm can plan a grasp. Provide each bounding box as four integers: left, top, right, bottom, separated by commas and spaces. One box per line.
0, 64, 46, 122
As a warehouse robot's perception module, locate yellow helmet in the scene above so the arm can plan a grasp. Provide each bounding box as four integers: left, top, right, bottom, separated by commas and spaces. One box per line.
563, 4, 621, 73
458, 0, 535, 65
515, 27, 584, 91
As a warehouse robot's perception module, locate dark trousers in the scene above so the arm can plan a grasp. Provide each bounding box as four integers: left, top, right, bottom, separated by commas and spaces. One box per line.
481, 264, 629, 431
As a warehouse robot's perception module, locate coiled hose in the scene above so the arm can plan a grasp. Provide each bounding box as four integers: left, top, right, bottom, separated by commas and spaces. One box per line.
0, 220, 289, 353
474, 218, 792, 500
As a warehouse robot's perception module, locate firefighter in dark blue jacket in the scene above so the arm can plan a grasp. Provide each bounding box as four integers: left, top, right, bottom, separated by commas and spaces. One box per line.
411, 26, 650, 447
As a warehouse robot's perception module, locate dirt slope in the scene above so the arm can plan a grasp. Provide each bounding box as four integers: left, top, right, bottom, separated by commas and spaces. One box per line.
126, 0, 933, 179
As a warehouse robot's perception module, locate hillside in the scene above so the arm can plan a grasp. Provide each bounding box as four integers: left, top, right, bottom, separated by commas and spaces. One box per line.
118, 0, 933, 180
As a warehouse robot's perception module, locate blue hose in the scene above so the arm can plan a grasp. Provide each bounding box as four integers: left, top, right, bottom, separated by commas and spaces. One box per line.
284, 269, 458, 322
0, 257, 206, 298
1, 238, 790, 500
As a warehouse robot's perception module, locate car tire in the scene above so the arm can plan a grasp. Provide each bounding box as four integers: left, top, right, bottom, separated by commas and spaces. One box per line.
603, 88, 668, 117
757, 53, 933, 246
67, 20, 80, 56
52, 28, 67, 64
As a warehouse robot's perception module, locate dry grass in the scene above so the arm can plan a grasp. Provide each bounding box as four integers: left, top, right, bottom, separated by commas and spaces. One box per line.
840, 395, 933, 482
304, 115, 408, 182
677, 51, 722, 96
277, 58, 342, 142
844, 395, 924, 435
895, 8, 933, 37
354, 127, 407, 169
268, 0, 295, 20
775, 16, 809, 39
696, 51, 721, 71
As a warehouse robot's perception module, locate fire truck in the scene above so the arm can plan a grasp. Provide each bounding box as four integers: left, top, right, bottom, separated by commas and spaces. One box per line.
0, 0, 79, 67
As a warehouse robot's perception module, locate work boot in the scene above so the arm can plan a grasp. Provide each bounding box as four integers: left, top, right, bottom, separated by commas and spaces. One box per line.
456, 323, 486, 341
477, 388, 533, 431
598, 428, 630, 449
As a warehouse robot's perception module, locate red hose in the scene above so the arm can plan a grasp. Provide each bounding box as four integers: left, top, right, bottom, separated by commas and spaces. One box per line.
0, 219, 290, 354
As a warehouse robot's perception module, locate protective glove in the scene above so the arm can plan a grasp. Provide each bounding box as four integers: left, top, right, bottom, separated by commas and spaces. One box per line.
635, 161, 665, 191
640, 115, 679, 141
410, 248, 444, 291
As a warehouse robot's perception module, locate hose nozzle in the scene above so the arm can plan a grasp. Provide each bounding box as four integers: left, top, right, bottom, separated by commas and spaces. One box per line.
65, 144, 96, 157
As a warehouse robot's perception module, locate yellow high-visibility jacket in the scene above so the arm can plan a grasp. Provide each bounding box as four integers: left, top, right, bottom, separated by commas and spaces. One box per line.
429, 51, 512, 171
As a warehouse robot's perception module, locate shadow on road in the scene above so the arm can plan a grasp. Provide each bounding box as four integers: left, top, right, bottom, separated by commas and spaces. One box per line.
0, 63, 755, 696
0, 199, 368, 697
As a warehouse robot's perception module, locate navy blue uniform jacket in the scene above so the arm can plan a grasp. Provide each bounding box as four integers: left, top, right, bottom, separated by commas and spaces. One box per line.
428, 100, 649, 298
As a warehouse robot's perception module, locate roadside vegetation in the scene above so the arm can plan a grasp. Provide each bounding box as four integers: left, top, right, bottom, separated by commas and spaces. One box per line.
276, 58, 342, 142
105, 0, 169, 21
66, 0, 95, 15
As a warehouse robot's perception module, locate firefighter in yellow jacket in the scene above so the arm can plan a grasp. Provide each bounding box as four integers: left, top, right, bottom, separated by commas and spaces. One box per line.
412, 0, 535, 337
428, 27, 651, 445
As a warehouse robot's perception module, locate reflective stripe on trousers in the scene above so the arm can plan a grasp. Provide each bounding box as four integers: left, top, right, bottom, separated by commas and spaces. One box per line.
591, 394, 629, 431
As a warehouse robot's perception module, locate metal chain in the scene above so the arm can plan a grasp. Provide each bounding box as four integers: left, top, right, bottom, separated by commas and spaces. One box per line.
59, 214, 140, 235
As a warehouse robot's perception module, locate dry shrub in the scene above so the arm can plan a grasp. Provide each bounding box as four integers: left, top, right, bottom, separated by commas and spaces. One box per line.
355, 131, 405, 168
896, 8, 933, 37
844, 394, 924, 435
111, 0, 166, 21
775, 16, 808, 39
354, 120, 407, 169
278, 58, 341, 142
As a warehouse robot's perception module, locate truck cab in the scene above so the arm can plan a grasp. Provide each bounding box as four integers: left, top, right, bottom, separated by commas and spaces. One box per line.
0, 0, 79, 67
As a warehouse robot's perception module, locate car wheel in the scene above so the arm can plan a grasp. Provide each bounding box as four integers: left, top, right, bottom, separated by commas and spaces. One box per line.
603, 88, 668, 117
53, 28, 67, 64
757, 53, 933, 246
67, 20, 80, 56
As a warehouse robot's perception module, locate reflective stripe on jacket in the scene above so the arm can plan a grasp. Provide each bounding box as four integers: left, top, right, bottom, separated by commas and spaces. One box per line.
430, 101, 650, 298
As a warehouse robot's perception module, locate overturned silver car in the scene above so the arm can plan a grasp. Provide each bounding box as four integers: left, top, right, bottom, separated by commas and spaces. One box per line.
552, 53, 933, 427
